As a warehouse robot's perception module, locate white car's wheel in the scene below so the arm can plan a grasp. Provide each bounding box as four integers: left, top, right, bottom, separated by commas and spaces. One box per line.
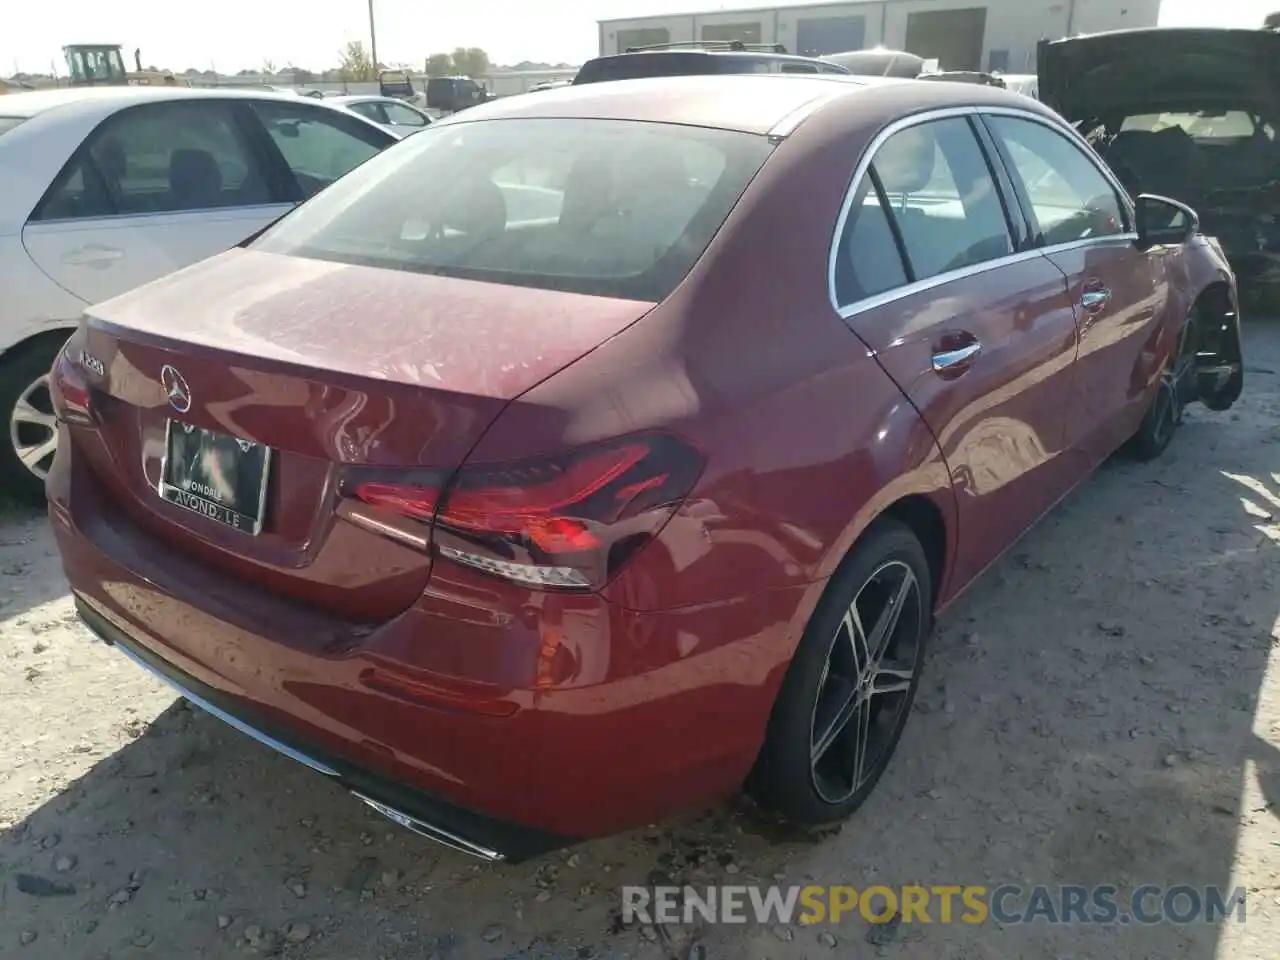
1, 336, 65, 504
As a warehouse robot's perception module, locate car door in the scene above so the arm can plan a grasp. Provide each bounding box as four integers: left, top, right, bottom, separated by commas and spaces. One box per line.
21, 99, 293, 306
245, 99, 392, 200
835, 113, 1082, 589
981, 112, 1170, 465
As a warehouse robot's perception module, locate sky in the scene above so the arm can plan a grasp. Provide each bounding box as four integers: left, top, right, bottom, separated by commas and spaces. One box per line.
3, 0, 1275, 75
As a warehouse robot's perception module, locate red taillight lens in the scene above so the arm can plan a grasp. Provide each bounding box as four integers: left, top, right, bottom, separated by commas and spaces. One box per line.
49, 348, 92, 425
347, 432, 704, 590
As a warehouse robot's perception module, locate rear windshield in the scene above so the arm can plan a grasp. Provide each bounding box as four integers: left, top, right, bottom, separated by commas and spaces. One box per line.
252, 117, 774, 301
0, 117, 25, 137
1119, 109, 1274, 142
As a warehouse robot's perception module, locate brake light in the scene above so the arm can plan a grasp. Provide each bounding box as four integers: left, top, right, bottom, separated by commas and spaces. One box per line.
348, 432, 704, 590
49, 347, 92, 425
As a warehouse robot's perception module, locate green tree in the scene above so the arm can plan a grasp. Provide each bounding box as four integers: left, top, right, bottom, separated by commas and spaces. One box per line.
338, 40, 376, 81
451, 47, 490, 78
425, 53, 453, 76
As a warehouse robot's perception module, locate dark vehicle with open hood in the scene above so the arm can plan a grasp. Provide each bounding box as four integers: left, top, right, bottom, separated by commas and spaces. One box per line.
1039, 27, 1280, 306
48, 73, 1243, 862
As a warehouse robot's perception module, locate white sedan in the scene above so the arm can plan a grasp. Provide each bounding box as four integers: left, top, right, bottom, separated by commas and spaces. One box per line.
325, 95, 435, 137
0, 86, 398, 502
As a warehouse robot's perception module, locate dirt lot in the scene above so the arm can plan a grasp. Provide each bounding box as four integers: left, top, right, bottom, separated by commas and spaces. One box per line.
4, 326, 1280, 960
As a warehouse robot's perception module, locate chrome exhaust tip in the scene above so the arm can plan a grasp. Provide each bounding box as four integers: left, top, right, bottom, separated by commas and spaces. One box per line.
349, 791, 505, 862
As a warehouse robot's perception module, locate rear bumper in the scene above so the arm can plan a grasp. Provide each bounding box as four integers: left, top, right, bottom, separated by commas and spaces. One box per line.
76, 595, 570, 862
48, 428, 798, 853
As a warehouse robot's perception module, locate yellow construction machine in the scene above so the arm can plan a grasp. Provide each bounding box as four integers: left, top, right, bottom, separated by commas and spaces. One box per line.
62, 44, 188, 87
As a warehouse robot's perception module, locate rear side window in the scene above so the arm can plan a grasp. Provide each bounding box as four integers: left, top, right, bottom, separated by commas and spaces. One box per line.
383, 102, 429, 127
835, 117, 1014, 308
249, 100, 388, 198
251, 117, 774, 301
0, 117, 24, 137
33, 100, 272, 221
348, 101, 389, 124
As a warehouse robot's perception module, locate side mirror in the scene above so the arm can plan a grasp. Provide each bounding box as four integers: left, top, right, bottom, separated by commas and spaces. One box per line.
1134, 193, 1198, 251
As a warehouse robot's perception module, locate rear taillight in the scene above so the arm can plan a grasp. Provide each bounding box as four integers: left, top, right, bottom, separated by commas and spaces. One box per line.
346, 432, 704, 590
49, 347, 92, 425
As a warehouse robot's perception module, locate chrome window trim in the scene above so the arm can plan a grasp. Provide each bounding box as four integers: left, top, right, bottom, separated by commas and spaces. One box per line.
827, 104, 1139, 320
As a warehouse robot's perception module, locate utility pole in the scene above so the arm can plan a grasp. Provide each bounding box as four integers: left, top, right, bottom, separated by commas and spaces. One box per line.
367, 0, 379, 74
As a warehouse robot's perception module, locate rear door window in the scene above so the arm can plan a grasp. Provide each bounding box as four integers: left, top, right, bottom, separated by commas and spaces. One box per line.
348, 101, 390, 124
249, 100, 389, 198
382, 102, 429, 127
251, 117, 774, 301
33, 100, 273, 220
835, 117, 1015, 307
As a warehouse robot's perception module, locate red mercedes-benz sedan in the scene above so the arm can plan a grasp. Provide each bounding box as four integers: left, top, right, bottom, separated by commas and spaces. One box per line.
48, 74, 1243, 861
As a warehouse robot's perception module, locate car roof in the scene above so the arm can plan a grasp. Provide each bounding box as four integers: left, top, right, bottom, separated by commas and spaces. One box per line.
0, 84, 319, 119
589, 48, 838, 66
328, 94, 403, 104
436, 73, 1041, 137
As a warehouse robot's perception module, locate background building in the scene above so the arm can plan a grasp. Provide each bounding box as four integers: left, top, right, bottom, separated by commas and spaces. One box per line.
598, 0, 1162, 74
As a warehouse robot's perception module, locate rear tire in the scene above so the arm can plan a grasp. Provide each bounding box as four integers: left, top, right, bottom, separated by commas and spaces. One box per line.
748, 519, 932, 826
0, 336, 66, 506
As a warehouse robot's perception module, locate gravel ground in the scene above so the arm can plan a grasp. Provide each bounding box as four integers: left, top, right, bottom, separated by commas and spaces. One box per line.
4, 324, 1280, 959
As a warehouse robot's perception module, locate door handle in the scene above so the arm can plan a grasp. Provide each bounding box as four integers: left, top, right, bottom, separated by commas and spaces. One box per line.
1080, 288, 1112, 313
931, 340, 982, 374
61, 245, 123, 268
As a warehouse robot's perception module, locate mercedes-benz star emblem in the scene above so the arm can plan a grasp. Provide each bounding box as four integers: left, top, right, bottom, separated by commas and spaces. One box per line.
160, 364, 191, 413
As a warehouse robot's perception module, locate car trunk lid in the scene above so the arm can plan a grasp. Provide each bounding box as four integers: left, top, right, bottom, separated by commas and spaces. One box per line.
73, 248, 654, 622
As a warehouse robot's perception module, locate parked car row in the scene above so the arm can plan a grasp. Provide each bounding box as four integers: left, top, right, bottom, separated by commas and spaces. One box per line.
5, 28, 1255, 861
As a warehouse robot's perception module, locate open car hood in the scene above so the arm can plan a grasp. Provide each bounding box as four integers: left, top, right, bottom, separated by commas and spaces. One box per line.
1038, 28, 1280, 122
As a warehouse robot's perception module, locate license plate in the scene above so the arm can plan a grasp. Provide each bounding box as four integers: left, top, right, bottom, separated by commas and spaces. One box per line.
159, 420, 272, 534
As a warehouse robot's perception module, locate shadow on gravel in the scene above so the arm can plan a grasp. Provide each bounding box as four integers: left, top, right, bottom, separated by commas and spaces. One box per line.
3, 334, 1280, 960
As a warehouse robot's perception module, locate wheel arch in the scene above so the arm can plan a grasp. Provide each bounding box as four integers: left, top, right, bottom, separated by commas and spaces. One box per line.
1192, 278, 1236, 319
819, 489, 953, 621
0, 325, 75, 368
881, 493, 949, 612
1189, 277, 1244, 410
